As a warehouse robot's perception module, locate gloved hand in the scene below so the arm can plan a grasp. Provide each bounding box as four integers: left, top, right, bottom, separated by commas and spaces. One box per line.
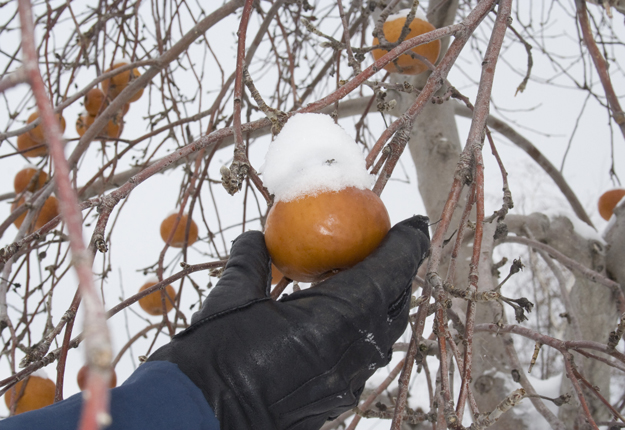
148, 215, 430, 430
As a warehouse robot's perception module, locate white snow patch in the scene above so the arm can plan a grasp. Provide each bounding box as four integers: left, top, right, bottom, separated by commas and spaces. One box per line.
526, 372, 563, 417
490, 370, 562, 430
618, 194, 625, 211
260, 113, 374, 202
19, 164, 39, 170
31, 368, 49, 379
543, 208, 605, 244
386, 9, 428, 23
111, 57, 131, 66
603, 214, 618, 236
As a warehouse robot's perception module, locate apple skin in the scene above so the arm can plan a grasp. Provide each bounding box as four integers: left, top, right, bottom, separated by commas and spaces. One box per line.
160, 213, 198, 248
138, 282, 176, 315
4, 376, 55, 415
264, 187, 391, 282
372, 17, 440, 75
598, 188, 625, 221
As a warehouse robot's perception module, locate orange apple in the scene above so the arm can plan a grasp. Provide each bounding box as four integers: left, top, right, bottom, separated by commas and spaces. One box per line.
372, 14, 440, 75
76, 365, 117, 390
160, 213, 198, 248
11, 196, 59, 230
138, 281, 176, 315
264, 187, 391, 282
3, 375, 55, 415
14, 168, 48, 193
598, 189, 625, 221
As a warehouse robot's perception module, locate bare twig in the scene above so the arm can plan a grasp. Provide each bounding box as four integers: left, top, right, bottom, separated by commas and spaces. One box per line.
501, 235, 625, 312
575, 0, 625, 140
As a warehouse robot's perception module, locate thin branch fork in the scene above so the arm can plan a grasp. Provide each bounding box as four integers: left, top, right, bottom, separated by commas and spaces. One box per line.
227, 0, 255, 196
433, 299, 461, 428
402, 1, 511, 424
336, 0, 360, 74
443, 321, 480, 419
17, 1, 112, 428
502, 334, 567, 430
0, 60, 158, 141
522, 225, 584, 341
572, 365, 625, 423
575, 0, 625, 140
453, 103, 594, 227
501, 235, 625, 313
456, 0, 512, 417
106, 260, 228, 318
304, 22, 465, 118
473, 323, 625, 364
0, 198, 99, 265
562, 352, 600, 430
470, 389, 526, 430
65, 0, 245, 171
395, 3, 525, 427
55, 292, 81, 402
0, 259, 229, 397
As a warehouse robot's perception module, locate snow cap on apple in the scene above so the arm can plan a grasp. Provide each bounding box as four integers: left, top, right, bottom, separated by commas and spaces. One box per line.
261, 113, 374, 202
386, 8, 428, 22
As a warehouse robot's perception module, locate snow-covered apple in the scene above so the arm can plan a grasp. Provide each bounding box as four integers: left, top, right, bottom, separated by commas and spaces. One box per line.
262, 113, 390, 283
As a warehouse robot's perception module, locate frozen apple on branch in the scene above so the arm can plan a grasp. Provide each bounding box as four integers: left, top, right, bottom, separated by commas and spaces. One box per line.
262, 113, 391, 283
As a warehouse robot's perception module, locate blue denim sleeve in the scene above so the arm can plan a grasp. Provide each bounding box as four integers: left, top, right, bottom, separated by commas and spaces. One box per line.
0, 361, 220, 430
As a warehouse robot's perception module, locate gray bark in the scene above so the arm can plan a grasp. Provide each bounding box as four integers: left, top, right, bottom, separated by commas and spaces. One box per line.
384, 0, 618, 425
507, 214, 616, 428
605, 200, 625, 290
384, 0, 530, 427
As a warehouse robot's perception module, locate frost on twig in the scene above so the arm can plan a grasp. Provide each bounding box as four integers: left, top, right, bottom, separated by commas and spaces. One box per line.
220, 163, 247, 195
470, 389, 526, 430
242, 66, 288, 135
528, 341, 542, 373
608, 312, 625, 350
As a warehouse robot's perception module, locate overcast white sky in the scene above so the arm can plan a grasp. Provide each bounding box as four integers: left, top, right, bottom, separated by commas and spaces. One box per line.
0, 1, 623, 427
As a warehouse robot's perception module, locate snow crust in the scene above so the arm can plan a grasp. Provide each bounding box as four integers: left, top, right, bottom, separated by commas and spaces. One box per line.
543, 208, 605, 244
491, 370, 562, 430
261, 113, 374, 202
386, 9, 428, 23
31, 368, 49, 379
112, 57, 131, 66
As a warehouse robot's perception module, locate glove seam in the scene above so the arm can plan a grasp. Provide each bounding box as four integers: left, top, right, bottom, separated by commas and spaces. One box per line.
173, 297, 272, 339
387, 281, 413, 321
269, 333, 370, 411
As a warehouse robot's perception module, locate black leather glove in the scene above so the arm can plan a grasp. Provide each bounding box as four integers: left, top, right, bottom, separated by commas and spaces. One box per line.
148, 215, 430, 430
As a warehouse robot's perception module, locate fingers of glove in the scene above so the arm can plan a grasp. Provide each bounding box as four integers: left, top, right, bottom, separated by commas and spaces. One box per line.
394, 214, 430, 240
268, 340, 378, 430
288, 215, 430, 317
191, 231, 271, 323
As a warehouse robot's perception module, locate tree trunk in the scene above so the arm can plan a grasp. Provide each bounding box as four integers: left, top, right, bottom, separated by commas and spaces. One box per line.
508, 214, 616, 428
